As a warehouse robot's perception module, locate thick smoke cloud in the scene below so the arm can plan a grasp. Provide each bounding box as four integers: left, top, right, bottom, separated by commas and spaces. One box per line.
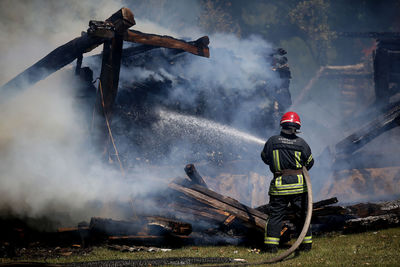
0, 0, 187, 226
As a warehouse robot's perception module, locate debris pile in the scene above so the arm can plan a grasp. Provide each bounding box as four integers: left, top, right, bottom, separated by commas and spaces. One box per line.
1, 164, 399, 254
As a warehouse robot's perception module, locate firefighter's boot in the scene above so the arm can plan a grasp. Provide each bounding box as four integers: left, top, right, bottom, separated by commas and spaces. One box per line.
263, 244, 278, 253
299, 243, 312, 252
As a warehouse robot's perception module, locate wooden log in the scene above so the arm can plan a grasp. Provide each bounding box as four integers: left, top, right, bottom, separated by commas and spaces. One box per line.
168, 183, 268, 231
189, 184, 268, 220
312, 206, 348, 217
313, 197, 339, 209
124, 30, 209, 58
346, 201, 400, 218
89, 217, 146, 237
343, 214, 400, 233
146, 216, 192, 236
334, 103, 400, 158
89, 23, 209, 58
184, 164, 208, 188
168, 202, 228, 223
89, 216, 192, 239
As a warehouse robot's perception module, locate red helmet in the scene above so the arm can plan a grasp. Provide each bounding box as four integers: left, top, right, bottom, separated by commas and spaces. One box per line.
280, 111, 301, 128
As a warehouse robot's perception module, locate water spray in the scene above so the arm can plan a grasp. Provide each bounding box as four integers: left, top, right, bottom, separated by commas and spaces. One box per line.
157, 109, 266, 146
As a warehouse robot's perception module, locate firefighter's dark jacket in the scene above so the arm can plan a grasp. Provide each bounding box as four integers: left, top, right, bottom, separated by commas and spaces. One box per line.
261, 132, 314, 195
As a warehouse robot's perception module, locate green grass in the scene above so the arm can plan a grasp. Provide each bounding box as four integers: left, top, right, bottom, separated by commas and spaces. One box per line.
2, 227, 400, 266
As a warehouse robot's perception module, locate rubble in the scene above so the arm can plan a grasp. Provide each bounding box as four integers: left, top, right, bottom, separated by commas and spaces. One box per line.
0, 164, 399, 254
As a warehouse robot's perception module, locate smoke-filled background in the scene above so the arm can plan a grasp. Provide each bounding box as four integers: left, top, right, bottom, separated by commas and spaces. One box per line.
1, 0, 400, 228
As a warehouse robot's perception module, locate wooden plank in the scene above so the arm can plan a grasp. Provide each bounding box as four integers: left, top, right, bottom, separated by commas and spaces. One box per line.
223, 215, 236, 226
146, 216, 192, 236
167, 202, 229, 223
168, 183, 267, 231
335, 103, 400, 157
313, 197, 339, 209
189, 184, 268, 220
124, 30, 209, 58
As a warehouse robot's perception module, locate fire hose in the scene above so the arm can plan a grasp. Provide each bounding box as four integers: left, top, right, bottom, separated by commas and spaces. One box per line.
209, 166, 313, 266
256, 166, 313, 264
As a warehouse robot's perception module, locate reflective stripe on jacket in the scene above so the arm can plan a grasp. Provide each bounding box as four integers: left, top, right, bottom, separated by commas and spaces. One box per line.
261, 132, 314, 196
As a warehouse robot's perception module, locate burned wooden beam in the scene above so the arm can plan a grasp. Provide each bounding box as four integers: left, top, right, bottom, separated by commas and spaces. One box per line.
91, 8, 135, 158
146, 216, 192, 236
184, 164, 208, 188
168, 182, 268, 231
343, 214, 400, 233
335, 103, 400, 158
89, 217, 146, 237
94, 8, 135, 117
313, 197, 339, 209
89, 24, 210, 58
168, 201, 231, 224
89, 216, 192, 239
97, 7, 135, 110
124, 30, 210, 58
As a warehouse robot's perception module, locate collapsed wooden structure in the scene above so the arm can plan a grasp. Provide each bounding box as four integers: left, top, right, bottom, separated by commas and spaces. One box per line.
0, 7, 210, 158
1, 164, 398, 251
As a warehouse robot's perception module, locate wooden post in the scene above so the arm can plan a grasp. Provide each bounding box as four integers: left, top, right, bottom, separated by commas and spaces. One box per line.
93, 8, 135, 159
184, 164, 208, 188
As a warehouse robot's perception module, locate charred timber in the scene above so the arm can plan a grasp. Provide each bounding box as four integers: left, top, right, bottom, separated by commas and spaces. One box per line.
313, 197, 339, 209
97, 7, 135, 116
343, 214, 400, 233
184, 164, 208, 188
88, 23, 210, 58
89, 216, 192, 238
168, 182, 268, 231
334, 103, 400, 158
125, 31, 209, 58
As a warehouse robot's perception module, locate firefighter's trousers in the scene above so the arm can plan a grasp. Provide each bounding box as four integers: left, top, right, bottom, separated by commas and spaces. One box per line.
265, 193, 312, 246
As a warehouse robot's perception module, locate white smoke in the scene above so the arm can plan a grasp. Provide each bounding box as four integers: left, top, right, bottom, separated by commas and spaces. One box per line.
0, 0, 178, 225
0, 69, 172, 224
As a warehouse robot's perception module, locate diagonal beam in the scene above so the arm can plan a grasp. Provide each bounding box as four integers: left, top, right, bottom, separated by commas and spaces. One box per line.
89, 25, 210, 58
124, 30, 209, 58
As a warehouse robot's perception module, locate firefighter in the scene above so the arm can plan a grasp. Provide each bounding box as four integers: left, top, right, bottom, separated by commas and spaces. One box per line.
261, 111, 314, 253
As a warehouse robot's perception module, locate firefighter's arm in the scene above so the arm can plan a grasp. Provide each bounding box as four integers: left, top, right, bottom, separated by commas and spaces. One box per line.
261, 141, 271, 165
305, 154, 314, 170
303, 143, 314, 170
